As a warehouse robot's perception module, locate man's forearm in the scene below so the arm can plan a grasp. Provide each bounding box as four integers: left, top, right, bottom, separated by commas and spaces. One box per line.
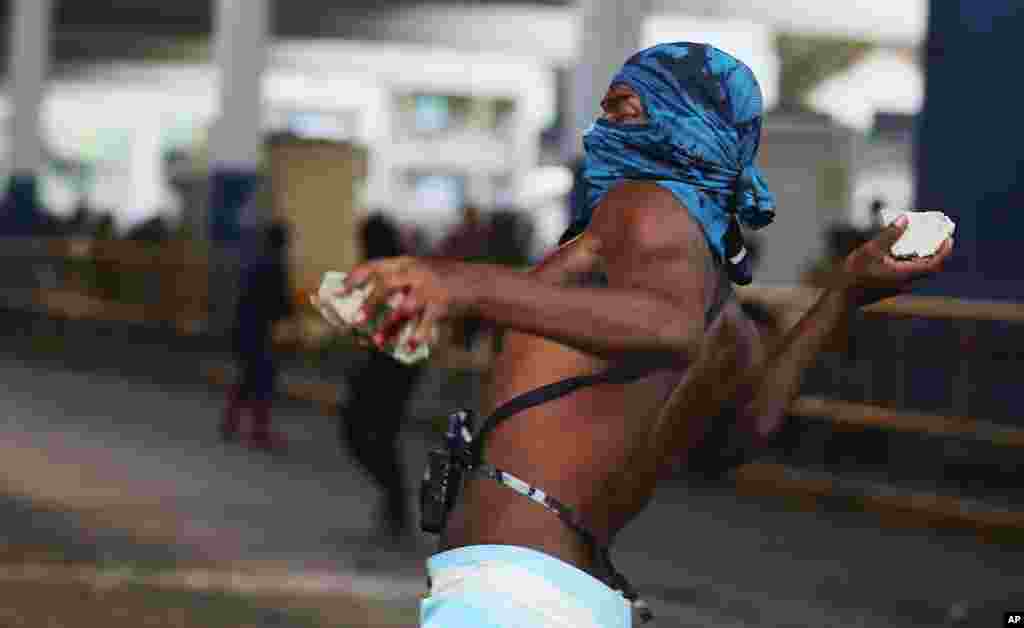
649, 286, 855, 468
458, 261, 703, 363
742, 287, 855, 421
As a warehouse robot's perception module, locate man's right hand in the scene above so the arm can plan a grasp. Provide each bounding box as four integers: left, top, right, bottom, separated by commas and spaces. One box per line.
840, 215, 954, 308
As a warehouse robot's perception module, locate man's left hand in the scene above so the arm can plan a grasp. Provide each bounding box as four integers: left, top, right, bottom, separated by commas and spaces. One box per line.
840, 215, 953, 307
338, 256, 476, 350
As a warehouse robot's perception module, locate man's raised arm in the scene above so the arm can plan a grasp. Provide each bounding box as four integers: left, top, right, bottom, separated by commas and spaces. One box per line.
646, 216, 953, 473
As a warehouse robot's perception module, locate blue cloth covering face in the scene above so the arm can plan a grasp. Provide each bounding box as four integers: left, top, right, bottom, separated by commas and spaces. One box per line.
576, 42, 776, 284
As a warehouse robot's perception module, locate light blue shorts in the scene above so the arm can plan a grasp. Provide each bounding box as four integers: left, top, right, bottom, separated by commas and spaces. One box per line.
420, 544, 632, 628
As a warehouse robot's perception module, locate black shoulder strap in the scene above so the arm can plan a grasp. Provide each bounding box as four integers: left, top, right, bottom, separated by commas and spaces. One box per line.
470, 258, 734, 465
469, 360, 657, 466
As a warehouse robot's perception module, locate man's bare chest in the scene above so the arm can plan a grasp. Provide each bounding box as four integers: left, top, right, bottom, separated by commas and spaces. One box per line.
483, 332, 684, 460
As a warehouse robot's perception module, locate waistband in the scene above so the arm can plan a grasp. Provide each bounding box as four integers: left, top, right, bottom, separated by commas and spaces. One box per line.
427, 545, 630, 622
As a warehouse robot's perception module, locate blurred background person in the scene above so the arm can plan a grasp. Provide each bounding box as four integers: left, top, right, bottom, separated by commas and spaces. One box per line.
401, 222, 431, 257
338, 212, 425, 543
487, 208, 535, 269
220, 220, 294, 452
436, 204, 492, 263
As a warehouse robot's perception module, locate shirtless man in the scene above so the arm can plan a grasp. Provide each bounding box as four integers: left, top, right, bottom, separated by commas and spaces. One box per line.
339, 43, 952, 628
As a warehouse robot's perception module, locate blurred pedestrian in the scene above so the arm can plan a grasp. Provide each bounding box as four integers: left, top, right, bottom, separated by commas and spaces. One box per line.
220, 221, 294, 452
401, 223, 430, 257
437, 205, 492, 262
438, 205, 494, 352
340, 213, 425, 541
487, 209, 534, 268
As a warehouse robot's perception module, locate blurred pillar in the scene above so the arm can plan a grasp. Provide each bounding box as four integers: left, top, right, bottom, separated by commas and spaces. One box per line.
907, 0, 1024, 415
562, 0, 652, 227
563, 0, 653, 162
2, 0, 53, 236
209, 0, 269, 333
916, 0, 1024, 301
210, 0, 269, 244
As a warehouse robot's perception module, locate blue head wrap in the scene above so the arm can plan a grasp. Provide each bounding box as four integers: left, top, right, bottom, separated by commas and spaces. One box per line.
575, 42, 775, 284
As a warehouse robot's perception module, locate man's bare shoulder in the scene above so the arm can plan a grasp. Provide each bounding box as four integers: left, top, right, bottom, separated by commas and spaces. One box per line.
589, 181, 712, 271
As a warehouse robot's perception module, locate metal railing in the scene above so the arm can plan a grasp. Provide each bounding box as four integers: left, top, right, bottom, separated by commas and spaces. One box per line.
0, 236, 215, 335
738, 283, 1024, 426
3, 238, 1019, 431
4, 240, 1018, 536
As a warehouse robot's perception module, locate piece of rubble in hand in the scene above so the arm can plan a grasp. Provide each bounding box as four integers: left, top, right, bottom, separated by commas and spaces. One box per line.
312, 271, 430, 365
879, 210, 956, 259
316, 271, 371, 326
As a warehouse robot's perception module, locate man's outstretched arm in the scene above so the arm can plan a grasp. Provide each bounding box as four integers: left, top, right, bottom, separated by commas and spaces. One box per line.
646, 216, 953, 474
341, 184, 715, 365
449, 260, 702, 362
435, 233, 602, 370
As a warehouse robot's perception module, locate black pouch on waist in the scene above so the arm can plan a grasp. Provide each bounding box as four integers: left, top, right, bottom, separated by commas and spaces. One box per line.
420, 409, 475, 534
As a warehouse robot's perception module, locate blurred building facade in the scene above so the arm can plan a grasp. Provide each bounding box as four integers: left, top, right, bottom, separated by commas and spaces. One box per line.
808, 47, 922, 229
0, 0, 929, 283
756, 108, 858, 283
0, 40, 554, 240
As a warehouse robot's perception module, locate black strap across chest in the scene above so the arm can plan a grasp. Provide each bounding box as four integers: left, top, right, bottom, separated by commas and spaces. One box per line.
471, 262, 733, 459
468, 358, 660, 466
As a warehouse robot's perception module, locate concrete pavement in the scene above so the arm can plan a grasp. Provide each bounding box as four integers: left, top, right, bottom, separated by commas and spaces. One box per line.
0, 333, 1020, 627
